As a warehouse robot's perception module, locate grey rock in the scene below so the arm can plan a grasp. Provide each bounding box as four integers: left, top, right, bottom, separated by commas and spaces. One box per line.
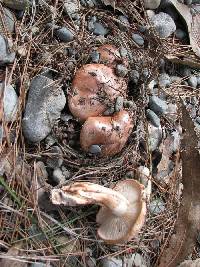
46, 146, 63, 169
2, 0, 29, 10
175, 29, 187, 39
149, 198, 165, 215
115, 96, 124, 112
45, 135, 57, 148
88, 20, 95, 32
146, 9, 155, 19
3, 7, 15, 33
46, 22, 59, 30
123, 100, 135, 108
55, 27, 74, 42
61, 166, 71, 178
158, 73, 171, 88
148, 123, 162, 151
132, 33, 144, 46
142, 68, 149, 78
165, 103, 178, 122
130, 69, 140, 83
100, 257, 123, 267
119, 47, 128, 58
151, 12, 176, 38
124, 253, 149, 267
53, 168, 65, 184
191, 4, 200, 13
188, 75, 198, 88
118, 15, 129, 31
90, 50, 100, 63
23, 75, 66, 143
0, 34, 16, 65
186, 103, 196, 118
196, 116, 200, 124
81, 0, 101, 7
180, 67, 192, 77
149, 96, 168, 115
126, 170, 134, 178
103, 106, 115, 115
144, 0, 161, 9
197, 75, 200, 85
146, 109, 161, 127
89, 144, 101, 154
0, 83, 18, 122
116, 64, 128, 77
30, 262, 53, 267
138, 25, 148, 33
184, 0, 192, 4
64, 0, 79, 19
93, 22, 109, 36
86, 257, 96, 267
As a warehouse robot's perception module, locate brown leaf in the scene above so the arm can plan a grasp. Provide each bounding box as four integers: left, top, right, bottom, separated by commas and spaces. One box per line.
158, 103, 200, 267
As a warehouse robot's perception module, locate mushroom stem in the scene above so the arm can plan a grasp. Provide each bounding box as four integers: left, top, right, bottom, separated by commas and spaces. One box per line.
51, 182, 129, 217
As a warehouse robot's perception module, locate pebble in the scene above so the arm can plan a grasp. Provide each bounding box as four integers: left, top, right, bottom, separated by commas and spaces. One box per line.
46, 146, 63, 169
148, 123, 162, 151
0, 83, 18, 122
22, 75, 66, 143
116, 64, 128, 77
0, 34, 16, 65
126, 170, 134, 178
132, 33, 144, 46
146, 9, 155, 19
130, 69, 140, 84
123, 100, 135, 108
184, 0, 192, 4
30, 263, 53, 267
118, 15, 129, 31
64, 0, 79, 19
138, 25, 148, 33
149, 198, 165, 215
61, 166, 71, 178
81, 0, 101, 7
55, 27, 74, 42
115, 96, 124, 112
119, 47, 128, 58
149, 96, 168, 115
45, 135, 57, 148
188, 75, 198, 88
146, 109, 161, 127
180, 67, 192, 77
197, 75, 200, 86
3, 7, 15, 33
52, 168, 66, 184
93, 22, 109, 36
124, 253, 149, 267
2, 0, 29, 10
165, 103, 178, 122
100, 257, 123, 267
158, 73, 171, 88
175, 29, 187, 39
90, 50, 100, 63
89, 144, 101, 154
151, 12, 176, 38
103, 106, 115, 115
144, 0, 161, 9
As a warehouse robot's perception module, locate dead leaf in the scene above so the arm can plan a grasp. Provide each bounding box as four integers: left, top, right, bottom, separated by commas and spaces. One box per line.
158, 103, 200, 267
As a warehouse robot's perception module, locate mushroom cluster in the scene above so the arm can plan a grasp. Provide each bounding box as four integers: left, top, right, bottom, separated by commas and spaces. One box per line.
68, 44, 133, 156
51, 179, 146, 244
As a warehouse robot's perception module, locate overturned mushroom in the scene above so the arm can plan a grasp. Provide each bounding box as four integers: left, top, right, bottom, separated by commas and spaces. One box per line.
68, 64, 127, 121
80, 110, 133, 156
51, 179, 146, 244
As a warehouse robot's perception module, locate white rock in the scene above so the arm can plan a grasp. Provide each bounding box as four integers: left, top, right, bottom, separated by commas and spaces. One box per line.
151, 12, 176, 38
144, 0, 161, 9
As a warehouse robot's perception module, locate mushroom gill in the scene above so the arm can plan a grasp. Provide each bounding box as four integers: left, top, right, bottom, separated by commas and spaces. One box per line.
80, 110, 133, 156
51, 179, 146, 244
68, 64, 127, 121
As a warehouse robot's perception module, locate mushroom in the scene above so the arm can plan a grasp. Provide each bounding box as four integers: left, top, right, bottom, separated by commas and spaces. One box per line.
51, 179, 146, 244
97, 44, 128, 66
68, 64, 127, 121
80, 110, 133, 156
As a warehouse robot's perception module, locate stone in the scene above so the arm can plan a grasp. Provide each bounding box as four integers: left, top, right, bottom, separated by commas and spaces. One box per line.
52, 168, 66, 184
103, 106, 115, 115
90, 50, 100, 63
0, 34, 16, 65
197, 75, 200, 86
138, 25, 148, 33
184, 0, 192, 4
188, 75, 198, 88
175, 29, 187, 39
149, 96, 168, 115
93, 22, 109, 36
118, 15, 129, 31
81, 0, 101, 7
55, 27, 74, 42
22, 75, 66, 143
158, 73, 171, 88
46, 146, 63, 169
100, 257, 123, 267
130, 69, 140, 83
89, 144, 101, 154
146, 9, 155, 19
3, 7, 15, 33
165, 103, 178, 122
30, 263, 53, 267
64, 0, 79, 19
149, 198, 165, 215
61, 166, 71, 178
148, 123, 162, 151
123, 100, 135, 108
2, 0, 29, 10
45, 135, 57, 148
132, 33, 144, 46
115, 96, 124, 112
178, 259, 200, 267
124, 253, 149, 267
116, 64, 128, 77
151, 12, 176, 38
0, 83, 18, 122
144, 0, 161, 9
119, 47, 128, 58
146, 109, 161, 127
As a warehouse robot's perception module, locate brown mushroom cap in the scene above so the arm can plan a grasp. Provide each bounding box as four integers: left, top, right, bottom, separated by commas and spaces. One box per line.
80, 110, 133, 156
96, 179, 146, 244
68, 64, 127, 121
50, 179, 146, 244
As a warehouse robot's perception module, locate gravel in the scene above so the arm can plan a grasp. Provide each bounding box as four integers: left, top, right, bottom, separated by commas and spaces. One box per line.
90, 50, 100, 63
123, 100, 135, 108
132, 33, 144, 46
115, 96, 124, 112
46, 146, 63, 169
52, 168, 66, 184
118, 15, 130, 31
64, 0, 79, 19
149, 198, 165, 215
146, 109, 161, 127
55, 27, 74, 42
148, 123, 162, 151
116, 64, 128, 77
0, 34, 16, 66
22, 75, 66, 143
130, 69, 140, 83
175, 29, 187, 39
93, 22, 109, 36
188, 76, 198, 88
149, 96, 168, 115
0, 83, 18, 122
151, 12, 176, 38
100, 257, 123, 267
158, 73, 171, 88
89, 144, 102, 154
